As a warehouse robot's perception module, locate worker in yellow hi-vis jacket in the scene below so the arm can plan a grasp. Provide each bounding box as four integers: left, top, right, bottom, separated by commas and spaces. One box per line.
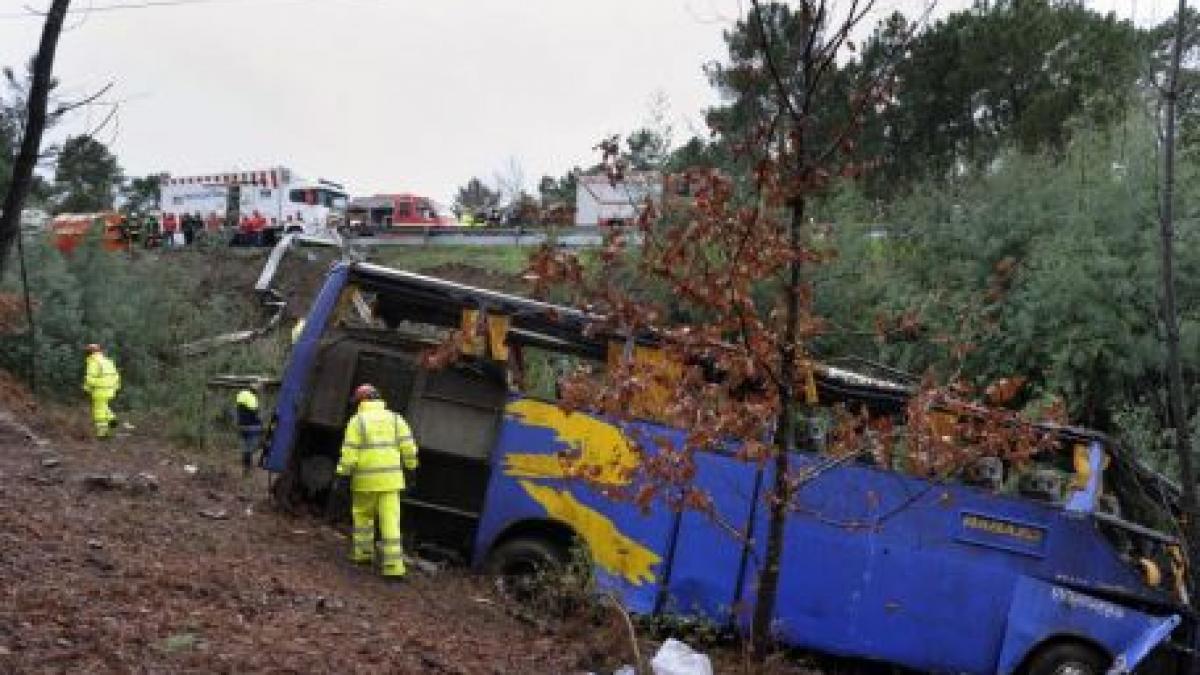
335, 384, 418, 578
82, 344, 121, 439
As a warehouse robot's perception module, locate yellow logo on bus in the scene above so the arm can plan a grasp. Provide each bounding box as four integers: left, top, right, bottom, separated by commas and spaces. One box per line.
962, 513, 1044, 544
502, 399, 662, 585
519, 480, 661, 585
503, 399, 640, 486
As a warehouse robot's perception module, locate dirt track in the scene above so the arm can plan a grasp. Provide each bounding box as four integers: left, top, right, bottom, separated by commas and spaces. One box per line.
0, 403, 624, 674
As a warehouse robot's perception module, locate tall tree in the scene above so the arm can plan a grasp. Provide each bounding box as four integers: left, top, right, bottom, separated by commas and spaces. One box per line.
1157, 0, 1199, 629
453, 177, 500, 216
0, 98, 16, 193
1147, 8, 1200, 155
855, 0, 1143, 199
528, 0, 896, 661
52, 135, 122, 214
119, 174, 162, 215
705, 2, 856, 165
625, 128, 670, 171
537, 169, 579, 209
0, 0, 70, 277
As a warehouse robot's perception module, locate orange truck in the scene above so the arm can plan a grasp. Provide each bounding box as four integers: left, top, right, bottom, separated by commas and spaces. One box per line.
50, 213, 129, 254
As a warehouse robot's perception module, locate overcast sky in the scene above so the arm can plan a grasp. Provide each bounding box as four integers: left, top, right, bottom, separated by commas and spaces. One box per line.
0, 0, 1181, 205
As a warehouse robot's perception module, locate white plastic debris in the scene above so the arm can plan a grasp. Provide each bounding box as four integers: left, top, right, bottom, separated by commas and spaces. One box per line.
650, 638, 713, 675
183, 464, 198, 475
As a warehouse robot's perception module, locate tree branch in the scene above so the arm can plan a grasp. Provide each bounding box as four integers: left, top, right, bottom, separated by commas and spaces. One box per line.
50, 82, 113, 117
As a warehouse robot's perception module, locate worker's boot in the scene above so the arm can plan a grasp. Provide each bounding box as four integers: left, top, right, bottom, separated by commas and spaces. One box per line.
350, 528, 374, 566
378, 539, 407, 580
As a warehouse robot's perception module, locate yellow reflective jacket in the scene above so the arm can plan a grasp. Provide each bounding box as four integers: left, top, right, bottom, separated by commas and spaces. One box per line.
336, 400, 418, 492
235, 389, 258, 410
83, 353, 120, 395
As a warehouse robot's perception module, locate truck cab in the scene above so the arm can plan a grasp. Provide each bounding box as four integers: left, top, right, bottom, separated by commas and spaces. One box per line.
282, 183, 348, 236
346, 193, 457, 234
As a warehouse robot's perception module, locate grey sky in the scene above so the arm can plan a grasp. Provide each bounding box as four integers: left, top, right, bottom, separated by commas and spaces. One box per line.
0, 0, 1180, 204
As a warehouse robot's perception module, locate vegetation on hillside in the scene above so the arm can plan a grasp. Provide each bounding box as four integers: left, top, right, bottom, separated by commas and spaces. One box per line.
0, 232, 281, 444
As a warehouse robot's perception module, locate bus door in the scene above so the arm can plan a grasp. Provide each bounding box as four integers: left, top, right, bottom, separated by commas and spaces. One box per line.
298, 338, 422, 494
400, 362, 508, 559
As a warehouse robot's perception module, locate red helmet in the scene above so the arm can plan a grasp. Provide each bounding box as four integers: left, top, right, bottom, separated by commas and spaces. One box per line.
352, 384, 379, 403
84, 343, 102, 354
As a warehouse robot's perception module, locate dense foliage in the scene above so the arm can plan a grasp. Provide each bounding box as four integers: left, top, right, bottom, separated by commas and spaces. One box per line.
810, 114, 1200, 469
0, 232, 280, 443
651, 1, 1200, 472
52, 135, 122, 214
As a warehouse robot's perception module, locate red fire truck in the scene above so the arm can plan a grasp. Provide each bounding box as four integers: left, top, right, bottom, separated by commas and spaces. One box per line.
345, 193, 457, 234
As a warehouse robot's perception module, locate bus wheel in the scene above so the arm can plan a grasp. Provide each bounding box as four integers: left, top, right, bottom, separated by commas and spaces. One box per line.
1024, 643, 1108, 675
485, 537, 567, 605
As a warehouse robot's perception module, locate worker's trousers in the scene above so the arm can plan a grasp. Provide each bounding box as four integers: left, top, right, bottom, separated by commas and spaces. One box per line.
89, 390, 116, 438
350, 490, 405, 577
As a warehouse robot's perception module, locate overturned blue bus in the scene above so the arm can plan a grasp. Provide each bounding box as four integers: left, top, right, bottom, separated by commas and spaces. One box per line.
262, 261, 1193, 673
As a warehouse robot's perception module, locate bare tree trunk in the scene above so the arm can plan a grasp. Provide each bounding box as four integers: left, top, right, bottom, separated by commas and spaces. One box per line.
752, 191, 805, 661
1158, 0, 1199, 664
14, 212, 36, 393
0, 0, 70, 277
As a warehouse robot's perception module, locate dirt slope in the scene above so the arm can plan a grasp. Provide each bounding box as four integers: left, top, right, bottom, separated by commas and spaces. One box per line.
0, 400, 621, 674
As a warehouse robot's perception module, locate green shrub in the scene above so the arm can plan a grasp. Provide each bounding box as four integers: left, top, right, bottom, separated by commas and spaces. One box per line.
1, 228, 279, 446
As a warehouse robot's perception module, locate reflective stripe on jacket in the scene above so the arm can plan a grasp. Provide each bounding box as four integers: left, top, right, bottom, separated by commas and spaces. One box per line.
84, 354, 120, 395
336, 400, 418, 492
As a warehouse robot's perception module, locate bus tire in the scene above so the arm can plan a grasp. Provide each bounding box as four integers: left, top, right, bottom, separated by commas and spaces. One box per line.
1023, 642, 1108, 675
485, 537, 568, 604
485, 536, 566, 578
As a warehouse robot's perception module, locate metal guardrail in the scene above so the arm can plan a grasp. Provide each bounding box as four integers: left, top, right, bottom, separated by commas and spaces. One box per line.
180, 232, 345, 356
178, 226, 617, 356
346, 226, 636, 248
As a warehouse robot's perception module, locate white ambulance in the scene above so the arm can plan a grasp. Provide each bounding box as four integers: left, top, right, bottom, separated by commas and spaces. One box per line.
159, 167, 348, 237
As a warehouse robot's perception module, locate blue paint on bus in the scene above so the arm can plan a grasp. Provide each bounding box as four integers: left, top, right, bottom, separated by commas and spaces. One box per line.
263, 263, 1188, 673
262, 262, 348, 472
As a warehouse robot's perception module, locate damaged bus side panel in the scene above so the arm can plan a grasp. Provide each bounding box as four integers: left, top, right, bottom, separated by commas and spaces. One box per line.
262, 262, 1194, 674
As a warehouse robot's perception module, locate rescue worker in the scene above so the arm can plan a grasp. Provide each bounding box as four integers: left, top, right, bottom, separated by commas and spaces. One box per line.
144, 214, 160, 248
125, 215, 143, 247
291, 317, 306, 345
180, 213, 195, 245
234, 388, 263, 476
335, 384, 418, 578
249, 211, 268, 247
162, 213, 178, 247
82, 344, 120, 439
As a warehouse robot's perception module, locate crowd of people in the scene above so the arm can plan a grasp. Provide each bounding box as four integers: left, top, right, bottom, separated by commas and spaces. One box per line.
116, 210, 275, 248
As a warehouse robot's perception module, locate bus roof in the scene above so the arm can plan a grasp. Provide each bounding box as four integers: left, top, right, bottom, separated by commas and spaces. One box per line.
351, 262, 913, 410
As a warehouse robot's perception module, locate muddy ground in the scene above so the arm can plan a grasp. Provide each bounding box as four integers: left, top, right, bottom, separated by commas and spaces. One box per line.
0, 395, 637, 674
